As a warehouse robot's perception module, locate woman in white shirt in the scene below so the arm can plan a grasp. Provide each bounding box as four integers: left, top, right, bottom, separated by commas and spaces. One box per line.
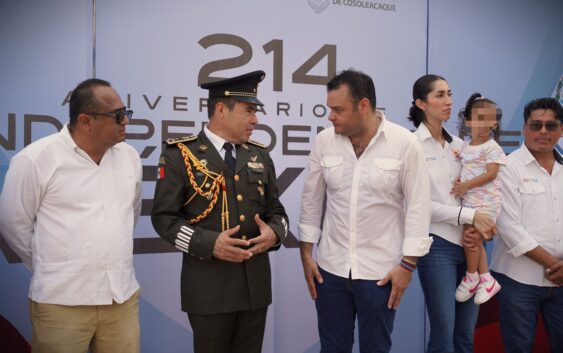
409, 74, 496, 353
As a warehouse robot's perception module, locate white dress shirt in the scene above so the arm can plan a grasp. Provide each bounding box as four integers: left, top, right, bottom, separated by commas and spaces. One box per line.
0, 124, 142, 305
413, 123, 475, 246
491, 144, 563, 287
298, 113, 432, 280
204, 125, 237, 159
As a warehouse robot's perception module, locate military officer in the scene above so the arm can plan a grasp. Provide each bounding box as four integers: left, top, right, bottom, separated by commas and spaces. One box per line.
151, 70, 288, 353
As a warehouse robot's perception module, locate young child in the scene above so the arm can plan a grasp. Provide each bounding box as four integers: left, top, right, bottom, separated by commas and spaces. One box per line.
452, 93, 506, 305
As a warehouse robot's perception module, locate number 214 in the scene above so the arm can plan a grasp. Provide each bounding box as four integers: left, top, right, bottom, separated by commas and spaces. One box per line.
198, 33, 337, 92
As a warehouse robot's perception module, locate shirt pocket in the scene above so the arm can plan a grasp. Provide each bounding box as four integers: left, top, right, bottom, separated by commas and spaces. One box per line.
321, 155, 344, 189
370, 157, 401, 190
518, 183, 546, 213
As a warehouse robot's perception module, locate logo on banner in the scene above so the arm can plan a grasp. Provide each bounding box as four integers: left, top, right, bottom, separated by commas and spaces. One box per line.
308, 0, 329, 13
309, 0, 397, 13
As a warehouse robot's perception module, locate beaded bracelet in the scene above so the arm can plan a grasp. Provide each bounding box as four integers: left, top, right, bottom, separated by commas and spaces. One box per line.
400, 259, 417, 272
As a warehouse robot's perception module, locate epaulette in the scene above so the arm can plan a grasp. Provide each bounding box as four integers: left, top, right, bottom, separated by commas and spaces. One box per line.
165, 135, 197, 145
247, 139, 266, 149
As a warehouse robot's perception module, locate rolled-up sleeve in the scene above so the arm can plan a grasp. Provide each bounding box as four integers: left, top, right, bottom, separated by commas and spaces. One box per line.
497, 164, 539, 257
298, 135, 325, 244
401, 140, 432, 256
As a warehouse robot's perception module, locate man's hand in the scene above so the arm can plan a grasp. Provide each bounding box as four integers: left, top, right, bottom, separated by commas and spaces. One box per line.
300, 242, 324, 300
546, 260, 563, 286
212, 225, 253, 262
248, 214, 278, 255
377, 266, 413, 310
472, 211, 497, 240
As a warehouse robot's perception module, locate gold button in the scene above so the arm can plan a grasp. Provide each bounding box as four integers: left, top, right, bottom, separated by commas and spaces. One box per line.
234, 174, 240, 181
239, 215, 246, 222
237, 194, 243, 202
242, 235, 248, 240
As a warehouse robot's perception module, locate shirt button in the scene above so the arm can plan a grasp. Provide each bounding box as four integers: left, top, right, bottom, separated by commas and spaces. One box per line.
237, 194, 243, 202
239, 215, 246, 222
234, 175, 240, 181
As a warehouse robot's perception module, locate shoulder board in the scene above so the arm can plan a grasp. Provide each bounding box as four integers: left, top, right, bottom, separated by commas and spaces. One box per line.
247, 139, 266, 149
165, 135, 197, 145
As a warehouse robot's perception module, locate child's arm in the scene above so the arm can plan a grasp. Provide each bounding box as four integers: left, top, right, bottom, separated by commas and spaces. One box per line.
451, 163, 501, 197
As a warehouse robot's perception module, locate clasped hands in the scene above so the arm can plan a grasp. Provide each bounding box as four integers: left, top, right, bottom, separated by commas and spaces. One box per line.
212, 214, 277, 262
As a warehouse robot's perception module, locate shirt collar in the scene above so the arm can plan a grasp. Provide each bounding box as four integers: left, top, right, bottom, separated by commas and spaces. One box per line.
60, 123, 79, 150
416, 122, 453, 143
521, 143, 563, 165
375, 111, 389, 139
204, 125, 232, 154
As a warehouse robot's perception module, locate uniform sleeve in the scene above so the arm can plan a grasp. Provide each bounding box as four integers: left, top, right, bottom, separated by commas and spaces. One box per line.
401, 139, 433, 256
298, 134, 325, 244
0, 154, 42, 270
151, 146, 219, 260
263, 153, 289, 251
496, 163, 539, 257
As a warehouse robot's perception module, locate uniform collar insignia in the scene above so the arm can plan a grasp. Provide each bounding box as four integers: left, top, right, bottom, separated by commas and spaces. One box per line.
198, 144, 208, 152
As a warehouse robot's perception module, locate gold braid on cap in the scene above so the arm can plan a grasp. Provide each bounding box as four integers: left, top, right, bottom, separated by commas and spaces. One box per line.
177, 143, 230, 231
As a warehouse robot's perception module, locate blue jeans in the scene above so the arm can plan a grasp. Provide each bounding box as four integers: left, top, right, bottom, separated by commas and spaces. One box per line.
417, 235, 479, 353
315, 267, 396, 353
494, 272, 563, 353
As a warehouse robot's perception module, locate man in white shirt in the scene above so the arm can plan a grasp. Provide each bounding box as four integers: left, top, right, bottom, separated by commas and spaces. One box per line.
299, 69, 432, 353
491, 97, 563, 353
0, 79, 142, 353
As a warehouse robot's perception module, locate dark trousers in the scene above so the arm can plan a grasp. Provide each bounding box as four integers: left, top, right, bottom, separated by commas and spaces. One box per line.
315, 267, 396, 353
494, 272, 563, 353
188, 307, 268, 353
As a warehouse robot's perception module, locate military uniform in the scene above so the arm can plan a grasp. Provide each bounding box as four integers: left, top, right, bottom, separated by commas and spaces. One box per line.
151, 130, 288, 314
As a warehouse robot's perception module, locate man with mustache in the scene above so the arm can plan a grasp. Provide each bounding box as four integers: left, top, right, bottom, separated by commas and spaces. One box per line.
491, 97, 563, 353
0, 78, 142, 353
151, 70, 288, 353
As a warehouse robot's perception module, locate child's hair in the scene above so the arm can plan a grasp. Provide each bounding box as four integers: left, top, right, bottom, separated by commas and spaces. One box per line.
458, 92, 502, 141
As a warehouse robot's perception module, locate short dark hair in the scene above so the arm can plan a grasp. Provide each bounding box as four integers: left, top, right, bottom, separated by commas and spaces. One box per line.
69, 78, 111, 127
207, 97, 237, 119
523, 97, 563, 123
326, 69, 376, 111
458, 92, 502, 141
407, 74, 447, 128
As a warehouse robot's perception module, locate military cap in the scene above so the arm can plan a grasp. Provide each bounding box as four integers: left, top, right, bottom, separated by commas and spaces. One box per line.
200, 70, 266, 106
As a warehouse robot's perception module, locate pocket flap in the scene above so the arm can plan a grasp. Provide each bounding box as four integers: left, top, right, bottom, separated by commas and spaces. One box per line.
373, 157, 401, 171
321, 155, 343, 167
518, 183, 545, 195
